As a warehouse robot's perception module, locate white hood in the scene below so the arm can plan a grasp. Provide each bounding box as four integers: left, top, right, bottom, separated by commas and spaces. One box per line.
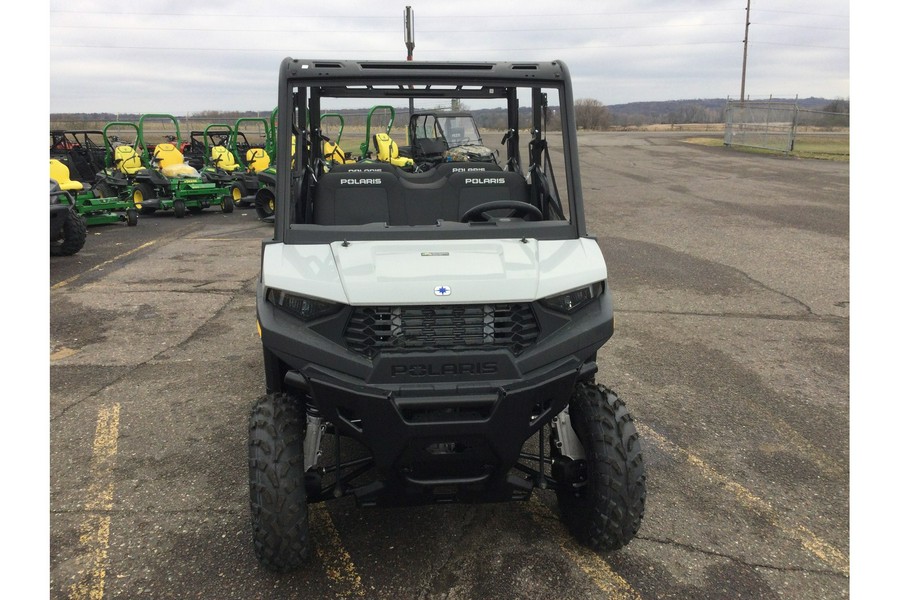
262, 238, 608, 305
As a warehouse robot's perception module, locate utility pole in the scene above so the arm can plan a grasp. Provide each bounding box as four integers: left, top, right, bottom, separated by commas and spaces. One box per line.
404, 6, 415, 62
404, 6, 415, 138
740, 0, 750, 103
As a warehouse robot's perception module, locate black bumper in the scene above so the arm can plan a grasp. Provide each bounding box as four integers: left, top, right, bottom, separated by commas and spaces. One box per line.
257, 282, 614, 505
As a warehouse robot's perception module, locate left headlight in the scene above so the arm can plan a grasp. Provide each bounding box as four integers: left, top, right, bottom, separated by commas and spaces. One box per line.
266, 288, 343, 321
539, 282, 603, 314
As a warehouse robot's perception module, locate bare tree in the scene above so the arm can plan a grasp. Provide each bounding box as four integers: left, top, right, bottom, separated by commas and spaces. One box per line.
574, 98, 610, 130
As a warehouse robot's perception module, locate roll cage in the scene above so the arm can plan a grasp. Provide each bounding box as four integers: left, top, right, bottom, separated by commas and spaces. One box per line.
272, 59, 587, 244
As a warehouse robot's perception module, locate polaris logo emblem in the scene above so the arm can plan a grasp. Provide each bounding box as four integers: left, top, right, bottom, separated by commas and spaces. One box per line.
390, 362, 499, 377
340, 178, 381, 185
452, 167, 486, 172
465, 177, 504, 185
434, 285, 451, 296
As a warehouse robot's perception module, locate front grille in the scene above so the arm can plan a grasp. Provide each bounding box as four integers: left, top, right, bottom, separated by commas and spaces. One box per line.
345, 303, 539, 358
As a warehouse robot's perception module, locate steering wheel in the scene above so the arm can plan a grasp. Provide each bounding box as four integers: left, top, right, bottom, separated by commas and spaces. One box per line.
460, 201, 543, 223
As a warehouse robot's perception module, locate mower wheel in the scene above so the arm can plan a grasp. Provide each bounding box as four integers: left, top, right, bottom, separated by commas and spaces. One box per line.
173, 199, 186, 219
125, 208, 138, 227
249, 393, 311, 572
231, 182, 248, 206
93, 181, 116, 200
50, 209, 87, 256
256, 188, 275, 220
221, 195, 235, 214
132, 182, 156, 209
555, 382, 646, 552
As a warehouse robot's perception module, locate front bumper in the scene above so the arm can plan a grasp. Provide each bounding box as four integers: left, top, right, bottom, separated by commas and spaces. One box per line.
256, 281, 614, 505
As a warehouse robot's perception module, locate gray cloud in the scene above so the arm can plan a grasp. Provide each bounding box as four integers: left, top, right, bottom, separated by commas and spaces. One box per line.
48, 0, 849, 113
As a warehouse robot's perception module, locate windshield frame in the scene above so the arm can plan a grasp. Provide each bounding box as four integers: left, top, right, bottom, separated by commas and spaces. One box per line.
273, 59, 587, 245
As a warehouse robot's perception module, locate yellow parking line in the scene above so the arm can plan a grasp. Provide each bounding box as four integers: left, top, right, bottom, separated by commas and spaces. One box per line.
309, 503, 366, 598
68, 403, 121, 600
52, 241, 157, 290
526, 498, 641, 600
640, 426, 849, 576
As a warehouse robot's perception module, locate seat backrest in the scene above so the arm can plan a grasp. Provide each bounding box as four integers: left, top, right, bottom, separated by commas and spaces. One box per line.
373, 133, 413, 168
313, 171, 401, 226
323, 141, 353, 165
246, 148, 270, 172
433, 161, 503, 178
210, 146, 239, 171
327, 162, 396, 175
448, 171, 530, 221
49, 158, 84, 191
154, 143, 199, 177
114, 145, 143, 174
153, 143, 185, 168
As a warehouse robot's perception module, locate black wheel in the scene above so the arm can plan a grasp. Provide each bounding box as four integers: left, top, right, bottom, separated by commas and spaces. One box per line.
554, 382, 646, 552
248, 393, 311, 572
173, 199, 186, 218
93, 181, 116, 200
50, 209, 87, 256
231, 181, 248, 207
255, 188, 275, 220
132, 182, 156, 213
125, 208, 138, 227
221, 195, 235, 213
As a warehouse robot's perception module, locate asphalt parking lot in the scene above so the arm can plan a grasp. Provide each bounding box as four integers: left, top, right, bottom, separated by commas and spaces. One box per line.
49, 132, 849, 599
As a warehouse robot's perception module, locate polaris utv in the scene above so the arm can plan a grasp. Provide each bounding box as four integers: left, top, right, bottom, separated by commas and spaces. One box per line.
250, 59, 646, 571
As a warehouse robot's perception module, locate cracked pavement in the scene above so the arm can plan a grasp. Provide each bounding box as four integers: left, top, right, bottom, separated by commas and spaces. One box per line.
48, 132, 848, 599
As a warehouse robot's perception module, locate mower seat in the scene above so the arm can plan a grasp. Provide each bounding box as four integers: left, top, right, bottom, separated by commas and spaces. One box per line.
153, 143, 199, 178
324, 140, 355, 165
210, 146, 239, 172
373, 133, 413, 168
246, 148, 271, 173
49, 159, 85, 192
114, 145, 143, 175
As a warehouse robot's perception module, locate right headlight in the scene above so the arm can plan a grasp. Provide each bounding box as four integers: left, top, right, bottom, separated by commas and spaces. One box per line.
539, 282, 603, 314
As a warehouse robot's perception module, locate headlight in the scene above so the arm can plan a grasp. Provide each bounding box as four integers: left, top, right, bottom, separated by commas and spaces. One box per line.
540, 282, 603, 314
266, 288, 343, 321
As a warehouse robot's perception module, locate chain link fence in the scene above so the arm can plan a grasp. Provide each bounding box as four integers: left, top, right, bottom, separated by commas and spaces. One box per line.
724, 99, 849, 157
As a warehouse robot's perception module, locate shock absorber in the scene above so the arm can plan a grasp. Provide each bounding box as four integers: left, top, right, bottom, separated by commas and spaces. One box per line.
303, 402, 325, 473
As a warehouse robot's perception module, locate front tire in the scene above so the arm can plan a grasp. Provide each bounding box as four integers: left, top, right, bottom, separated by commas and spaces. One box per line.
555, 382, 646, 552
50, 209, 87, 256
173, 199, 186, 218
248, 393, 311, 572
221, 195, 235, 213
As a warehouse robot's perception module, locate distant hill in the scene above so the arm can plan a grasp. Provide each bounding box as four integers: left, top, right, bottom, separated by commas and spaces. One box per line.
604, 97, 836, 126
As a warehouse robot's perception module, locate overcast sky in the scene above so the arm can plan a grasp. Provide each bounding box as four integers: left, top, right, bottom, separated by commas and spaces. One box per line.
46, 0, 850, 114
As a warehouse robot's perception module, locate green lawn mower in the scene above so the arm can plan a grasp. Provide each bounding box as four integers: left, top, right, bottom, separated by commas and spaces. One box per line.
228, 117, 275, 210
49, 157, 138, 227
49, 181, 87, 256
130, 114, 233, 218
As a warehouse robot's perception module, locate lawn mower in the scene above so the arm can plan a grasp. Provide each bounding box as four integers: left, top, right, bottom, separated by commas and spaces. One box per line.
49, 158, 138, 227
129, 113, 233, 218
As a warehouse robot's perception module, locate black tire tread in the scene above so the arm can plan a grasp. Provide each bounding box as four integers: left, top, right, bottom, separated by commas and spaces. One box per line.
248, 393, 311, 572
51, 209, 87, 256
556, 381, 646, 552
